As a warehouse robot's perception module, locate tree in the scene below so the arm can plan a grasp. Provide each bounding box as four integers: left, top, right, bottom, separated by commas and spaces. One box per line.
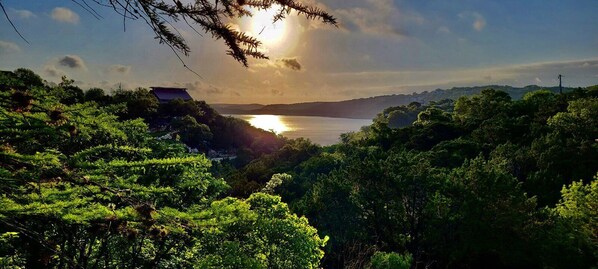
369, 252, 412, 269
112, 87, 159, 120
0, 1, 336, 67
0, 78, 327, 267
453, 88, 511, 128
555, 177, 597, 247
171, 115, 213, 149
12, 68, 44, 87
84, 88, 112, 105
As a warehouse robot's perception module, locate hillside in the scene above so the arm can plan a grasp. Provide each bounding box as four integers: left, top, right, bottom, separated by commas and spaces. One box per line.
212, 85, 575, 119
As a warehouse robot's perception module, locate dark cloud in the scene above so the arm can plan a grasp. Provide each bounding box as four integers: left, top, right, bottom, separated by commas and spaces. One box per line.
185, 81, 225, 95
59, 55, 86, 69
278, 58, 302, 71
108, 64, 131, 74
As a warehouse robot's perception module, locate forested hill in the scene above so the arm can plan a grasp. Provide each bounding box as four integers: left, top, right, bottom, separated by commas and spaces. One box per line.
213, 85, 575, 119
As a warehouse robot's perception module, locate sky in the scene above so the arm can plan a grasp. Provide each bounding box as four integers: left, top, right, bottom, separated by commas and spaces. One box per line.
1, 0, 597, 104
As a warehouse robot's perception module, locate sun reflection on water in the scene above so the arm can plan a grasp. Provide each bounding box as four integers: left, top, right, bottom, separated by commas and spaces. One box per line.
248, 115, 291, 134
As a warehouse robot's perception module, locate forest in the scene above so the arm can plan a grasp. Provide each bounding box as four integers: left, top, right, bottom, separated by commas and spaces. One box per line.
0, 68, 597, 268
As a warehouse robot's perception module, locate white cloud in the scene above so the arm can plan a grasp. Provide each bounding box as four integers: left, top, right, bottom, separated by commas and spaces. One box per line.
335, 0, 404, 37
51, 7, 79, 24
437, 26, 451, 34
0, 40, 21, 54
44, 65, 66, 77
11, 9, 36, 19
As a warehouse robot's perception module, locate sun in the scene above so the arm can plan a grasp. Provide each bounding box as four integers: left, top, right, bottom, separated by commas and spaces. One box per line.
250, 5, 288, 46
249, 115, 291, 134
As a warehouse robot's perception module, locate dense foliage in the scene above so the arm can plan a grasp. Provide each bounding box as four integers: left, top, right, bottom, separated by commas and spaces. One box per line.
224, 88, 598, 268
1, 69, 597, 268
0, 70, 326, 268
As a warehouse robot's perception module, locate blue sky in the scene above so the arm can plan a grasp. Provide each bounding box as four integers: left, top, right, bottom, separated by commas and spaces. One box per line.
1, 0, 597, 103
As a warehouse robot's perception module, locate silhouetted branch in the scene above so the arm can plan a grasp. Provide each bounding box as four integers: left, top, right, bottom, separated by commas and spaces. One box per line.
0, 0, 30, 44
0, 0, 337, 68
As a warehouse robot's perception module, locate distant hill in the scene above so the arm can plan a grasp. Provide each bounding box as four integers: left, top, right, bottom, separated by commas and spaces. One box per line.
211, 103, 265, 114
212, 85, 576, 119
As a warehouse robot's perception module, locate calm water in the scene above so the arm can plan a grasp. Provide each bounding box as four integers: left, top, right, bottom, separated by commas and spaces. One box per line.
229, 114, 372, 146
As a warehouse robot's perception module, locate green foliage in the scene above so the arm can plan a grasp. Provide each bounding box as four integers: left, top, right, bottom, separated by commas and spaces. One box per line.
171, 115, 213, 149
3, 70, 597, 268
226, 88, 598, 268
453, 88, 511, 128
84, 88, 111, 105
430, 157, 538, 267
113, 87, 159, 120
555, 176, 597, 247
227, 138, 320, 196
262, 173, 292, 194
12, 68, 44, 87
369, 252, 412, 269
415, 107, 452, 125
190, 193, 327, 269
0, 72, 326, 268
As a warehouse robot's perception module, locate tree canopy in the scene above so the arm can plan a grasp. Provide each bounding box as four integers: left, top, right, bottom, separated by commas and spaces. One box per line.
0, 70, 327, 268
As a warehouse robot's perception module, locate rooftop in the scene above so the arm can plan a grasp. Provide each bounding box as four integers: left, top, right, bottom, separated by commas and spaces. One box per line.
151, 87, 193, 103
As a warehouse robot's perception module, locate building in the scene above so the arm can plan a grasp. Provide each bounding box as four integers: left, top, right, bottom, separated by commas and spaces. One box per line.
150, 87, 193, 104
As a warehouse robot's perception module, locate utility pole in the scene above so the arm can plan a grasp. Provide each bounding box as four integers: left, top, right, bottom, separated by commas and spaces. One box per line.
558, 74, 563, 94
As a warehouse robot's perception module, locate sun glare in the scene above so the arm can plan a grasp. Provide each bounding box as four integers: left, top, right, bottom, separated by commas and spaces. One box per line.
250, 5, 288, 46
249, 115, 291, 134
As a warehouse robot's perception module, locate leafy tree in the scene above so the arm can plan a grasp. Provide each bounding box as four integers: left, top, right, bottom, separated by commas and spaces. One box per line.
369, 252, 412, 269
55, 76, 85, 105
526, 97, 598, 205
112, 87, 159, 120
427, 157, 538, 268
0, 80, 327, 267
453, 88, 511, 128
84, 88, 112, 105
554, 177, 597, 251
170, 115, 213, 149
414, 107, 451, 126
12, 68, 44, 87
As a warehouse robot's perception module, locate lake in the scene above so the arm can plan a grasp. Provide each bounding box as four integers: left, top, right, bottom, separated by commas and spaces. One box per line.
228, 114, 373, 146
